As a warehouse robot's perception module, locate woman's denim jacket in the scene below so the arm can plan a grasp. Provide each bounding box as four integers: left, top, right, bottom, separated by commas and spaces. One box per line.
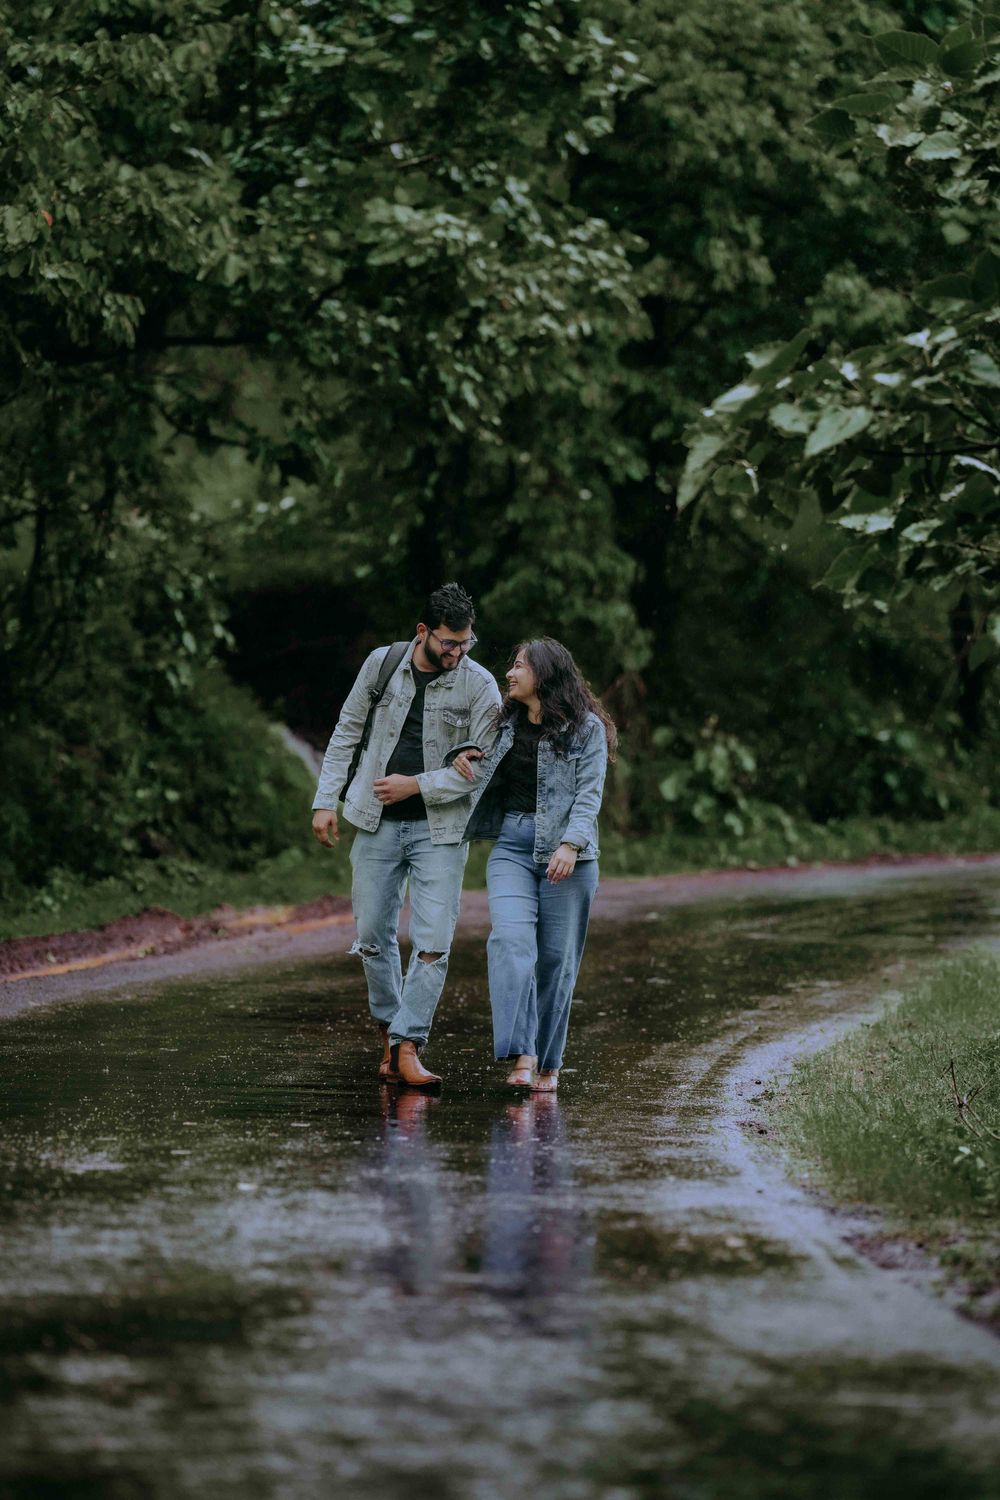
424, 710, 608, 864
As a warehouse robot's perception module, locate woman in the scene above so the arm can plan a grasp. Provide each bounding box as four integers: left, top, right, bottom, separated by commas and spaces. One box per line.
451, 639, 616, 1092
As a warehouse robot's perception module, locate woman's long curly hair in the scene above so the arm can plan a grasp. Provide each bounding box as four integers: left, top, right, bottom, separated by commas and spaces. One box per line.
496, 638, 617, 760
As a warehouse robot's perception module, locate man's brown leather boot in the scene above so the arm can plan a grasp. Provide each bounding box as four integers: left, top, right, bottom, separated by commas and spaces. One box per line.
390, 1041, 442, 1089
378, 1022, 401, 1083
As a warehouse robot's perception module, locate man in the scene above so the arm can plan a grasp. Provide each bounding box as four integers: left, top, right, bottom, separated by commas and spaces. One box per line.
312, 583, 501, 1088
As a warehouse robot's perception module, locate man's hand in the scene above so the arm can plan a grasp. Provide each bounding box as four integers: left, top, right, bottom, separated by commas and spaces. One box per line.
453, 748, 484, 782
546, 843, 578, 883
373, 774, 420, 804
312, 808, 339, 847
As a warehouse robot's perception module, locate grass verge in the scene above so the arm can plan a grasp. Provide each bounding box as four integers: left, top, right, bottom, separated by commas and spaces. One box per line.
4, 808, 1000, 944
766, 950, 1000, 1327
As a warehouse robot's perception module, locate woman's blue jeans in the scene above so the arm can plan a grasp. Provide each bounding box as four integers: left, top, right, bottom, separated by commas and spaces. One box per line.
486, 813, 599, 1072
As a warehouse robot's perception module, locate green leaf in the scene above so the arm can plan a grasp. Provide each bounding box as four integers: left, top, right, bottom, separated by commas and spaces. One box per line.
846, 486, 894, 514
837, 511, 895, 533
220, 253, 245, 285
769, 402, 815, 437
713, 462, 758, 498
677, 431, 725, 511
814, 477, 843, 515
968, 351, 1000, 388
751, 328, 812, 382
955, 473, 998, 513
939, 40, 986, 76
968, 637, 996, 673
972, 251, 1000, 301
807, 109, 857, 145
942, 218, 971, 246
831, 90, 904, 116
873, 30, 941, 70
820, 547, 869, 591
875, 120, 925, 148
855, 463, 898, 498
804, 406, 873, 457
916, 272, 975, 302
912, 131, 963, 160
713, 382, 760, 413
956, 454, 1000, 482
899, 519, 940, 544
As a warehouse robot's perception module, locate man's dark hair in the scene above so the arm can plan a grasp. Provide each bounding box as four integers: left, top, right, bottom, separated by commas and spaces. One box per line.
424, 582, 475, 631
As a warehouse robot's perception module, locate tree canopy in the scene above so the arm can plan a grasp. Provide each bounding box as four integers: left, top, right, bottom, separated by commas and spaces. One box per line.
679, 14, 999, 728
2, 0, 998, 902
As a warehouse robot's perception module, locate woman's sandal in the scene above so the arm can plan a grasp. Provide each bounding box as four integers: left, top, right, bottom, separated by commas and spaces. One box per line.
505, 1056, 536, 1088
531, 1070, 559, 1093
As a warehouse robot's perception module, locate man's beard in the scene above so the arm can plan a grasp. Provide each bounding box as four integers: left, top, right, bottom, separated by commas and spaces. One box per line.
424, 639, 457, 671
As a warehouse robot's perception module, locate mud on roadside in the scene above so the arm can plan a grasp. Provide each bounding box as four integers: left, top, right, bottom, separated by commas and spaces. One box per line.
0, 894, 353, 983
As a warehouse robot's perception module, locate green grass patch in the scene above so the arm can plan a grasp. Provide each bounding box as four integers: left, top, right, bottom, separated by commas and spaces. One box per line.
0, 845, 353, 942
769, 950, 1000, 1320
466, 808, 1000, 886
597, 807, 1000, 877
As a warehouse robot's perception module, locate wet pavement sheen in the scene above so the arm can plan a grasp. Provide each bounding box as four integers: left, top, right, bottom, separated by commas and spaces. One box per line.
2, 867, 1000, 1499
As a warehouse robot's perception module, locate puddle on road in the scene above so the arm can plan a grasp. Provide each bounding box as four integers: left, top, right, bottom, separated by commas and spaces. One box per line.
2, 871, 1000, 1498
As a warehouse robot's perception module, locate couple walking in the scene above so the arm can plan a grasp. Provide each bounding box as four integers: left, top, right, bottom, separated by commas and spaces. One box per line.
311, 582, 616, 1091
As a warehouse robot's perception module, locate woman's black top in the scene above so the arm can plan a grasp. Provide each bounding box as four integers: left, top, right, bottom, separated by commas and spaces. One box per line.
499, 712, 544, 814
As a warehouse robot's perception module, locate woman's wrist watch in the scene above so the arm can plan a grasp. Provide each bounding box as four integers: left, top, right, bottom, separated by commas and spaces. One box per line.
564, 841, 583, 853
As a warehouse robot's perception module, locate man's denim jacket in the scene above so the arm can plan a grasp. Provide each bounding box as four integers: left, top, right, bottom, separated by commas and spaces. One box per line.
429, 710, 608, 864
312, 639, 502, 845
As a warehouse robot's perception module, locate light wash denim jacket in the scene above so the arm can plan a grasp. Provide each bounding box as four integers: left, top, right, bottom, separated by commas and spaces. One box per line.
427, 710, 608, 863
312, 639, 502, 845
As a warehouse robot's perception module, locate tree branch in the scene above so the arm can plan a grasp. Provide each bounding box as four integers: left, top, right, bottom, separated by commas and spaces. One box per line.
157, 402, 255, 451
860, 442, 999, 457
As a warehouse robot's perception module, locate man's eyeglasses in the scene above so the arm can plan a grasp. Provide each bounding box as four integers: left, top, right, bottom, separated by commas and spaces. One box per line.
428, 628, 477, 655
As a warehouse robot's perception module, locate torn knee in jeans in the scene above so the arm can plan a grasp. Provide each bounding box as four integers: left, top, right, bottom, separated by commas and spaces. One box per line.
417, 950, 446, 963
350, 939, 380, 959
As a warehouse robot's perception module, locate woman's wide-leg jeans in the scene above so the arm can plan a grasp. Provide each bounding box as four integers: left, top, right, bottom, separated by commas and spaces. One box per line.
486, 812, 598, 1072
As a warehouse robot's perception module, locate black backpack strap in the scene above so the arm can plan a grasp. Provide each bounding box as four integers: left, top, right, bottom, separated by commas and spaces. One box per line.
339, 640, 410, 802
368, 639, 409, 708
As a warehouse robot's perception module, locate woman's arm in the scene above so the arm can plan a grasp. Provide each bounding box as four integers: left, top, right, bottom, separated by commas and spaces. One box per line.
561, 718, 609, 850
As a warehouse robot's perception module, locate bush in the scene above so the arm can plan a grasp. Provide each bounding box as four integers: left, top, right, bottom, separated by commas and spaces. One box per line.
1, 663, 312, 901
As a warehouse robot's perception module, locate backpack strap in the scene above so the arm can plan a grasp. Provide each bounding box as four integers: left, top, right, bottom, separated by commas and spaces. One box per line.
339, 639, 410, 802
368, 639, 409, 708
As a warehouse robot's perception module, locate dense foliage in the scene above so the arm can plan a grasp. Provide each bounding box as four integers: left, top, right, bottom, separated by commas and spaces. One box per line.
681, 15, 999, 735
1, 0, 997, 906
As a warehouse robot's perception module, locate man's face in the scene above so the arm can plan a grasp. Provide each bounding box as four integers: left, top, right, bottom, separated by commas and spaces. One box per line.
419, 622, 474, 671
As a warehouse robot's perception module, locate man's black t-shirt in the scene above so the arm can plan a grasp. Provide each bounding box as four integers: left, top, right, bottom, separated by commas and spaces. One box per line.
381, 665, 442, 821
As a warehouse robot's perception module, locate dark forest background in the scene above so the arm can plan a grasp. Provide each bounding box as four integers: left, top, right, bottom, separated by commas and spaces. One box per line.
2, 0, 998, 933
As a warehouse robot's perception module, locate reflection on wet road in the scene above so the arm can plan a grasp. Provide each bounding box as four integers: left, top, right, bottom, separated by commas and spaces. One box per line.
2, 867, 1000, 1499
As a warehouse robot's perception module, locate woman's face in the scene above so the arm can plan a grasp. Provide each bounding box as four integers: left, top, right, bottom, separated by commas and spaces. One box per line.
506, 650, 538, 703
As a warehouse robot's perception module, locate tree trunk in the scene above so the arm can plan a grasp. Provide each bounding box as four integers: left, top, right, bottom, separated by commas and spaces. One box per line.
948, 591, 989, 742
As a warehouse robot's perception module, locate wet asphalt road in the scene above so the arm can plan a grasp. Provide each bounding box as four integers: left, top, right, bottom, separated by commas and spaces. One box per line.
2, 864, 1000, 1500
